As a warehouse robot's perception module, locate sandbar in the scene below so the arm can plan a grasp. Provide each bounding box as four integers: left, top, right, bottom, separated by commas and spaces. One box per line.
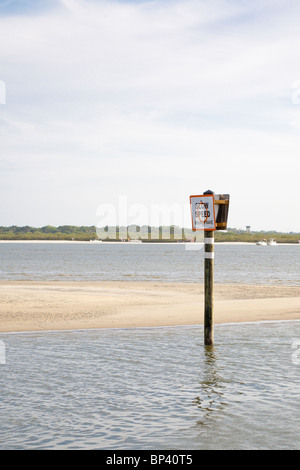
0, 281, 299, 333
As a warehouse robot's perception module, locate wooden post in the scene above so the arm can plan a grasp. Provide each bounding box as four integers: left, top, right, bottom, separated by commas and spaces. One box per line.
204, 230, 214, 345
190, 190, 229, 345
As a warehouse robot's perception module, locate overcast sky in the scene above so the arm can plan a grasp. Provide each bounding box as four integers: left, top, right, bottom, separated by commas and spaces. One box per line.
0, 0, 300, 231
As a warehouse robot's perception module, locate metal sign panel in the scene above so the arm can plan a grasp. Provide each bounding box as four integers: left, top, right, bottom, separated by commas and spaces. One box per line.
190, 194, 216, 231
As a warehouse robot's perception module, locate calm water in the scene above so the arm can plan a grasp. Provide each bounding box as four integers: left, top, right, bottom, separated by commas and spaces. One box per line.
1, 322, 300, 450
0, 242, 299, 449
0, 242, 299, 285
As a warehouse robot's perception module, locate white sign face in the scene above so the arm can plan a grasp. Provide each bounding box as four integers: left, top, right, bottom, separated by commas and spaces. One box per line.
190, 194, 216, 231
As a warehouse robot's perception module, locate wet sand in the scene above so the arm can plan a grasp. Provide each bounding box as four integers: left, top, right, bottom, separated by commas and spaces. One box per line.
0, 281, 299, 333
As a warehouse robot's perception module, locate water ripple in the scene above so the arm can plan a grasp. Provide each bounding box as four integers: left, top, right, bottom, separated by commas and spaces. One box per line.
1, 323, 300, 449
0, 243, 299, 285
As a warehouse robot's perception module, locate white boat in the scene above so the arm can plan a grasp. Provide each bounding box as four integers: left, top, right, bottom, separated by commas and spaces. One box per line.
90, 239, 103, 242
129, 239, 142, 243
268, 238, 277, 245
256, 239, 267, 246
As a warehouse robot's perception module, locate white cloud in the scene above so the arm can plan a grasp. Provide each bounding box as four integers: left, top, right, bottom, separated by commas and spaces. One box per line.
0, 0, 300, 230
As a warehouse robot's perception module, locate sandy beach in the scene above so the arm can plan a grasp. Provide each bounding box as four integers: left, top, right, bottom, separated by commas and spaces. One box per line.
0, 280, 299, 333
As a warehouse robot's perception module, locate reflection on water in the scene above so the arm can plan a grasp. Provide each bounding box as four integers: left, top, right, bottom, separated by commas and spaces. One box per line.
1, 322, 300, 449
193, 346, 226, 427
193, 346, 222, 414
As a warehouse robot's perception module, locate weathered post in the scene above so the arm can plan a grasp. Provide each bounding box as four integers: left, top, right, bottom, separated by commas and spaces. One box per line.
190, 190, 230, 346
203, 189, 215, 345
204, 229, 214, 345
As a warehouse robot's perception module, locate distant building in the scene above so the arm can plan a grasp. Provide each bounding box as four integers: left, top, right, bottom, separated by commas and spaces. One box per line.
246, 226, 251, 233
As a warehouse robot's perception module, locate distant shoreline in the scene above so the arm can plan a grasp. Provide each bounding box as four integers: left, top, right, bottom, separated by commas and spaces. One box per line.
0, 240, 298, 245
1, 225, 299, 244
0, 239, 252, 244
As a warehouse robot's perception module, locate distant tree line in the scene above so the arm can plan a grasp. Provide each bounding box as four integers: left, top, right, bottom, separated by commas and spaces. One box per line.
0, 225, 96, 240
0, 225, 299, 243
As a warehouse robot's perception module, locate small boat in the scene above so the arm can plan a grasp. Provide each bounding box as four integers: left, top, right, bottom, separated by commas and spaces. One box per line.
268, 238, 277, 245
90, 239, 103, 242
256, 239, 267, 246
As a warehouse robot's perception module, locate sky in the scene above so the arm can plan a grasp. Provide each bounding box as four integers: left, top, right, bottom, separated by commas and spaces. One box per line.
0, 0, 300, 232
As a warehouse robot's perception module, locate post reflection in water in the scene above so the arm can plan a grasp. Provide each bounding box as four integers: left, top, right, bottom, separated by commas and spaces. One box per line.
192, 345, 226, 428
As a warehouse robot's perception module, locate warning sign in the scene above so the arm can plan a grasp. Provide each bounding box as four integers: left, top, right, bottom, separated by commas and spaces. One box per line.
190, 194, 216, 231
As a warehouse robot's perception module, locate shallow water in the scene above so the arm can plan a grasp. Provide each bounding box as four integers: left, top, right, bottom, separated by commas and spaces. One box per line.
1, 321, 300, 449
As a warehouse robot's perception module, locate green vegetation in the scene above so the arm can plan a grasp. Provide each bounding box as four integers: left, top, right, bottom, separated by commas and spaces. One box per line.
0, 225, 299, 243
0, 225, 96, 241
214, 229, 300, 244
